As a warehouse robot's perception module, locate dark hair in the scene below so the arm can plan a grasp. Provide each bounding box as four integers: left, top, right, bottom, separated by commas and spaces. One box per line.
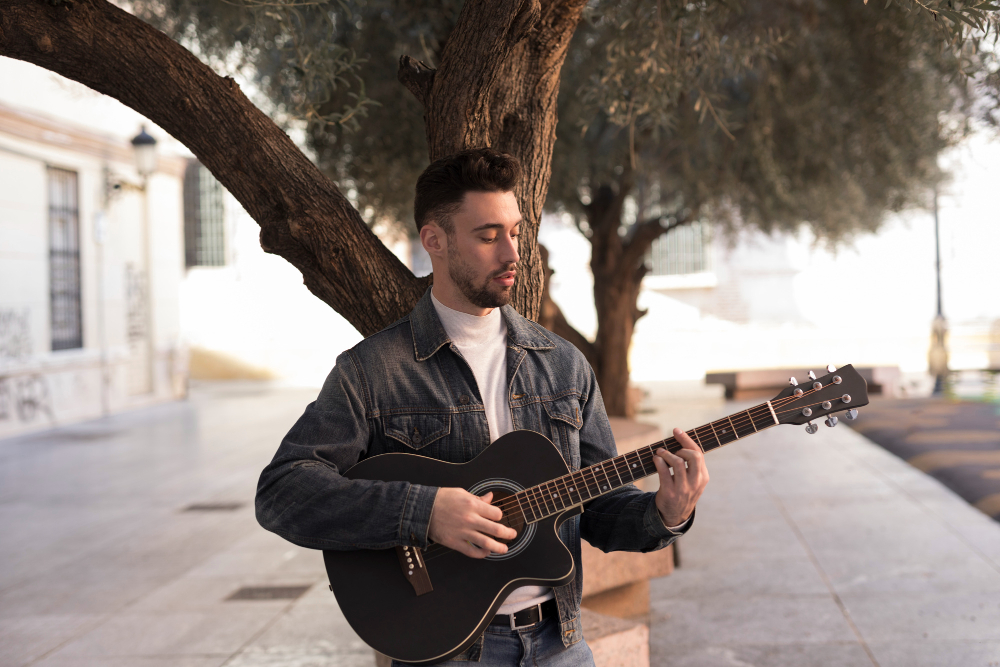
414, 148, 521, 232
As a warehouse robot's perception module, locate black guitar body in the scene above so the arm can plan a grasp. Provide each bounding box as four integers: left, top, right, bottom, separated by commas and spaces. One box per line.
323, 430, 578, 665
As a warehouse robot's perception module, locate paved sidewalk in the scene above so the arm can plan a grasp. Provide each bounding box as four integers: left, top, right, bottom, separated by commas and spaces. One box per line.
638, 383, 1000, 667
1, 382, 999, 666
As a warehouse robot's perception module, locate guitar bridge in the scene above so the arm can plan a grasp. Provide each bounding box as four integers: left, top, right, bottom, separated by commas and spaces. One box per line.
396, 545, 433, 596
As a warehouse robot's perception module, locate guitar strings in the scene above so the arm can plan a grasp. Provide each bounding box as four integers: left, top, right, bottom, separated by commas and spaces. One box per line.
486, 380, 844, 518
421, 380, 850, 562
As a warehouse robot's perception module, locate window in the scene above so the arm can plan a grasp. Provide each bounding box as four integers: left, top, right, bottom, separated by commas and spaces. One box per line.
183, 160, 226, 267
48, 167, 83, 351
647, 220, 711, 276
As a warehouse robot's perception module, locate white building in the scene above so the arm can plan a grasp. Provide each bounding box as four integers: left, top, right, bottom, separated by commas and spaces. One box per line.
0, 62, 188, 439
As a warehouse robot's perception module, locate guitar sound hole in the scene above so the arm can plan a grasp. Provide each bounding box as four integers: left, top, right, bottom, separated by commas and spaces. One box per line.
491, 488, 526, 548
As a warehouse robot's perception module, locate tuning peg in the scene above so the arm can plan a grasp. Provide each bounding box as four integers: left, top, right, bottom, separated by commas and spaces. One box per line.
827, 364, 836, 373
788, 376, 798, 386
844, 409, 859, 420
807, 370, 817, 380
825, 415, 839, 427
805, 422, 818, 434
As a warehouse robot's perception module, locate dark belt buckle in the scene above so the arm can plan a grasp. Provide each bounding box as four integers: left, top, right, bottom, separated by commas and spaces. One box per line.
510, 602, 542, 630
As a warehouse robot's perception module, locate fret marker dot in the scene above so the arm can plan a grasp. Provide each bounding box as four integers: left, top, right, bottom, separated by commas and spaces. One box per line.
602, 485, 608, 490
632, 464, 637, 468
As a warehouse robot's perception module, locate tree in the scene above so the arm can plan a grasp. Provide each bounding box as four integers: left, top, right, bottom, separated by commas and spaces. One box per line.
1, 0, 995, 412
0, 0, 588, 333
539, 0, 1000, 416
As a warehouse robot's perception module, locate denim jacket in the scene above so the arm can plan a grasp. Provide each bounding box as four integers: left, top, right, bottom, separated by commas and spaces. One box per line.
256, 288, 687, 652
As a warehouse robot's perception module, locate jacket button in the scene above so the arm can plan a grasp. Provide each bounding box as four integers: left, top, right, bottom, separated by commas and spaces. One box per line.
459, 395, 470, 405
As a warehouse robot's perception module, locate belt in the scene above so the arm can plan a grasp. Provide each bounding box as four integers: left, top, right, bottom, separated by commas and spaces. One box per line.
489, 598, 557, 630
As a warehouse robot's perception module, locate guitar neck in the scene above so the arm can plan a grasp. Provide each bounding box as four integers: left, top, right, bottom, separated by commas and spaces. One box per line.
512, 400, 781, 524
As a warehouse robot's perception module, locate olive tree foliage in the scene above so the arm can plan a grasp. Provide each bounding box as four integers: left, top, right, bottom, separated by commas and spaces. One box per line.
131, 0, 998, 417
539, 0, 999, 415
133, 0, 457, 230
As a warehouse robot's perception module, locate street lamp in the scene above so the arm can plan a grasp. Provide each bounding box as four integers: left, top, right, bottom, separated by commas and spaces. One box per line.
928, 185, 949, 395
130, 125, 158, 395
131, 126, 158, 178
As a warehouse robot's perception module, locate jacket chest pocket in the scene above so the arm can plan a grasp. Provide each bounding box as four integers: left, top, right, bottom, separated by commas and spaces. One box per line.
542, 396, 583, 471
384, 412, 452, 451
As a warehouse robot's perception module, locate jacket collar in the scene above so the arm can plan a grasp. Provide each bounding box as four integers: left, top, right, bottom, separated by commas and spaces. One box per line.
410, 287, 555, 361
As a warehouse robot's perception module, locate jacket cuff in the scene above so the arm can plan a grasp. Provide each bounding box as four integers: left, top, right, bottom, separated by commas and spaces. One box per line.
644, 496, 695, 539
400, 483, 439, 548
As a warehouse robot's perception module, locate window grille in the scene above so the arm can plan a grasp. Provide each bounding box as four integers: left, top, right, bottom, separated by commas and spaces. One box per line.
183, 160, 226, 267
48, 167, 83, 351
647, 221, 711, 276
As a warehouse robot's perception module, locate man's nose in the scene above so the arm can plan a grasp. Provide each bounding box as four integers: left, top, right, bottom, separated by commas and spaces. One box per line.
500, 232, 519, 265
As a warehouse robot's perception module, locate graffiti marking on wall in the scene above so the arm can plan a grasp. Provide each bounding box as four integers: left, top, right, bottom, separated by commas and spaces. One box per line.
0, 374, 53, 424
0, 308, 32, 363
125, 264, 147, 342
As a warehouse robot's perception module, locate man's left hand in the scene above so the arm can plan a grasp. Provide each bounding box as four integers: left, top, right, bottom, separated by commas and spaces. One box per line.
652, 427, 709, 527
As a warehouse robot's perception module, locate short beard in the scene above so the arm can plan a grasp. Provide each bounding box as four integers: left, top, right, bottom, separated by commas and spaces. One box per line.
448, 250, 516, 309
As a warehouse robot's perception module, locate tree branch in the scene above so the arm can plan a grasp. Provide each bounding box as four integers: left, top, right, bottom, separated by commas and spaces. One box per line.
0, 0, 425, 336
397, 55, 436, 107
621, 209, 697, 271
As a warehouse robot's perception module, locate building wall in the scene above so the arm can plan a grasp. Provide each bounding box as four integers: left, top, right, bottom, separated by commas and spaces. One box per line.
0, 102, 188, 439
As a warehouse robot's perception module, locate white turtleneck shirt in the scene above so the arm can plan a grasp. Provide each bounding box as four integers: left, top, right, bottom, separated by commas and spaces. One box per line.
431, 291, 553, 614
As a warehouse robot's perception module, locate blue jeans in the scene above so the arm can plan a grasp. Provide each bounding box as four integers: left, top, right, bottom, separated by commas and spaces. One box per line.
391, 617, 596, 667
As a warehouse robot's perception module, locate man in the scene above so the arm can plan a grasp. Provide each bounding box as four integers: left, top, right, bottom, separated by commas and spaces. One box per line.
255, 148, 709, 665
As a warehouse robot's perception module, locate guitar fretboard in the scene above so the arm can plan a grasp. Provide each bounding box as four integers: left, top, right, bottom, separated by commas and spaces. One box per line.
506, 401, 780, 524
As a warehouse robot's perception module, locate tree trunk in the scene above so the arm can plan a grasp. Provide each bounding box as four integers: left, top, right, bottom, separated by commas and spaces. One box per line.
564, 180, 689, 417
403, 0, 587, 318
1, 0, 585, 331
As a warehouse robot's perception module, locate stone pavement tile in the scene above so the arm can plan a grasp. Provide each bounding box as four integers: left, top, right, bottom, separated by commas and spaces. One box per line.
0, 569, 175, 618
41, 608, 282, 659
867, 640, 1000, 667
129, 575, 306, 613
32, 655, 230, 667
648, 641, 873, 667
225, 596, 374, 667
649, 595, 857, 646
651, 554, 829, 599
0, 614, 105, 667
840, 592, 1000, 644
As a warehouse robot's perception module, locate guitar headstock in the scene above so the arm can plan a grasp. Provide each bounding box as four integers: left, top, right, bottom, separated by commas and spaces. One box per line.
769, 364, 869, 433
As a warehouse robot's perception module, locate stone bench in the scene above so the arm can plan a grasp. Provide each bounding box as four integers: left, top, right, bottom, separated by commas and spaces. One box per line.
706, 365, 901, 399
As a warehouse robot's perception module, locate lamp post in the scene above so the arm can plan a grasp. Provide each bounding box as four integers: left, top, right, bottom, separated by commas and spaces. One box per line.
928, 185, 949, 395
131, 126, 158, 395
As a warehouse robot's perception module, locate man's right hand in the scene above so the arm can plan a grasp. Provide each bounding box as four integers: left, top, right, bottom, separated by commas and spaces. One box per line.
428, 488, 518, 559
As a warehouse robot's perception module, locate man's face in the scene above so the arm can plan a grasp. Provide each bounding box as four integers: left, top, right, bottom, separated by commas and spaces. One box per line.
443, 191, 521, 311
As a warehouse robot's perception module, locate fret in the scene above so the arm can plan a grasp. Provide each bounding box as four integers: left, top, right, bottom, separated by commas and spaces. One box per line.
582, 465, 603, 497
593, 462, 613, 494
689, 429, 705, 452
522, 488, 541, 522
623, 451, 645, 480
608, 455, 626, 487
713, 418, 739, 445
696, 426, 720, 452
516, 491, 537, 523
527, 485, 549, 519
745, 409, 758, 433
566, 471, 586, 504
706, 421, 723, 449
537, 483, 556, 516
766, 400, 779, 425
725, 415, 741, 440
546, 481, 567, 511
635, 447, 653, 476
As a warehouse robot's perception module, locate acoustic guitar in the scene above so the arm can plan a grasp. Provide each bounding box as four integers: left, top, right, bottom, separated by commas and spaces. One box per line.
323, 365, 869, 664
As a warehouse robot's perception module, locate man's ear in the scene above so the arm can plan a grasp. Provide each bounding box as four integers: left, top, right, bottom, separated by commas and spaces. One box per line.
420, 223, 447, 258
